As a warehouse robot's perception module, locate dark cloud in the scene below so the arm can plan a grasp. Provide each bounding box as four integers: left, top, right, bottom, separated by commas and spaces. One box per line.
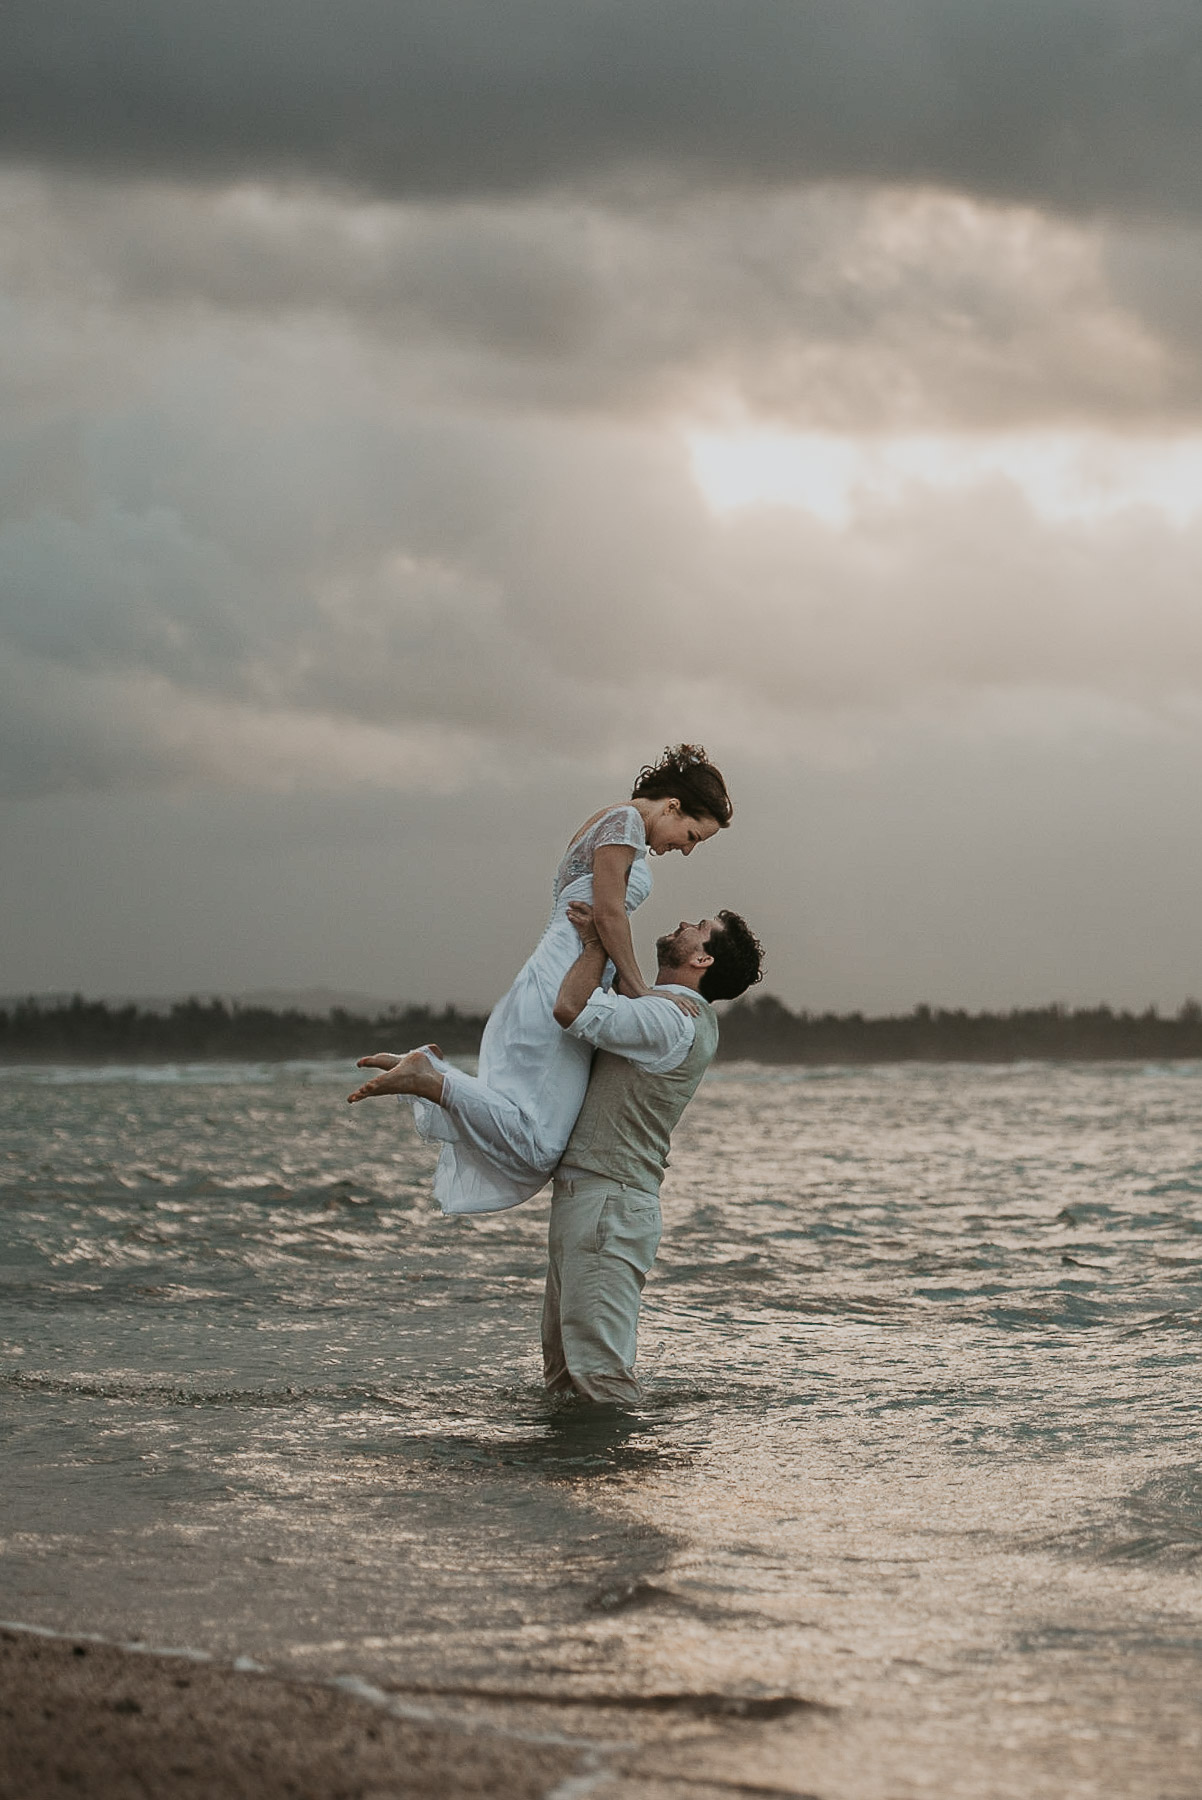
7, 330, 1202, 805
7, 9, 1202, 1011
1104, 224, 1202, 359
4, 2, 1202, 217
5, 174, 1189, 427
5, 162, 1202, 813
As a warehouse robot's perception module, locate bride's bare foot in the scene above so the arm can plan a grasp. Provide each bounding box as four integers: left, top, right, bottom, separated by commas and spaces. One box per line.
348, 1050, 444, 1106
356, 1044, 441, 1072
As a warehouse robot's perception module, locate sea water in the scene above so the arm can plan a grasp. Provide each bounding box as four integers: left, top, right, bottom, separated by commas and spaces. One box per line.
3, 1060, 1201, 1796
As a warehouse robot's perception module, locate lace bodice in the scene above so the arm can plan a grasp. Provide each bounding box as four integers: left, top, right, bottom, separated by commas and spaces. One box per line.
553, 805, 647, 902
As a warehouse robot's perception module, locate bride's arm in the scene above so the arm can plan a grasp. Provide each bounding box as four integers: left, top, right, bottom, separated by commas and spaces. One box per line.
591, 843, 653, 999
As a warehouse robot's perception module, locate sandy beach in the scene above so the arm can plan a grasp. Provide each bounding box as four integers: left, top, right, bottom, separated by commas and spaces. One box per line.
0, 1629, 584, 1800
0, 1625, 832, 1800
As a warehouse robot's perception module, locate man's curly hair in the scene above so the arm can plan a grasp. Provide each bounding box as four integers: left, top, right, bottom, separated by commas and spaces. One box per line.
699, 910, 764, 1002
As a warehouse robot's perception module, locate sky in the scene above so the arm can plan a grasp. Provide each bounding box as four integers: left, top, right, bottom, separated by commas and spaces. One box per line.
5, 2, 1202, 1014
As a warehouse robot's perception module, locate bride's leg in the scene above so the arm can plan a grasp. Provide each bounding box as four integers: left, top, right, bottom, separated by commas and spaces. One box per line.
437, 1067, 550, 1182
350, 1046, 549, 1178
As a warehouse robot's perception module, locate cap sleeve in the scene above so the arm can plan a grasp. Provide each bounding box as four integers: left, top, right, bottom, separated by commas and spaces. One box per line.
554, 805, 648, 901
592, 805, 646, 855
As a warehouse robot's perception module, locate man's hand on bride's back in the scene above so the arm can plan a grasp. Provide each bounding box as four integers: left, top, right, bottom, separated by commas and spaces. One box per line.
566, 901, 604, 949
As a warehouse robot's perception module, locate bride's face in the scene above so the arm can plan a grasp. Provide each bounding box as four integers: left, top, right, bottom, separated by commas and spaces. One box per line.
647, 803, 720, 857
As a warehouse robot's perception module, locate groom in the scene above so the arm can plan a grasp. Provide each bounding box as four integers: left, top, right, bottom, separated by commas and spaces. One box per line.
544, 900, 763, 1404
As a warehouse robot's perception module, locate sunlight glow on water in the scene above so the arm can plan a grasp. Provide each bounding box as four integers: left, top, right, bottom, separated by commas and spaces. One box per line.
4, 1060, 1202, 1795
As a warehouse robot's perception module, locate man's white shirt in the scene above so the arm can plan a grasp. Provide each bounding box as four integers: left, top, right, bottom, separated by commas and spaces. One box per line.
565, 985, 697, 1074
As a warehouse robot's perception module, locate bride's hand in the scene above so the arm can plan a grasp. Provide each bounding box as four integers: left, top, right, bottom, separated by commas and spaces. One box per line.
665, 994, 700, 1016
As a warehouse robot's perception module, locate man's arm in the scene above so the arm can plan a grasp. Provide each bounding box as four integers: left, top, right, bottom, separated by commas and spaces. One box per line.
553, 906, 609, 1028
555, 905, 697, 1073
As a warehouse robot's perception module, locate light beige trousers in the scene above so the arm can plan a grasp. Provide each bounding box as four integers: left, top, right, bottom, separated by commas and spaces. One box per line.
542, 1171, 662, 1404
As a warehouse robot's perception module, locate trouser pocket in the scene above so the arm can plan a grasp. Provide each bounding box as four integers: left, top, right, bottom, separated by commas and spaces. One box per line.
595, 1192, 661, 1278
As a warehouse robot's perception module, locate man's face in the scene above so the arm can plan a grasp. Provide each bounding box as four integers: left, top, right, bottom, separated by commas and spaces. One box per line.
656, 918, 720, 969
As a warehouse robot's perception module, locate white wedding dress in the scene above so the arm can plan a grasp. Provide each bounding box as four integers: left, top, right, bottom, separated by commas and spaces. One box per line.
407, 805, 653, 1214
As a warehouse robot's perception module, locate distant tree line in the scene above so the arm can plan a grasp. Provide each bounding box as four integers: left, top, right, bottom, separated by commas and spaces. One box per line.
5, 993, 1202, 1065
0, 997, 489, 1063
717, 994, 1202, 1063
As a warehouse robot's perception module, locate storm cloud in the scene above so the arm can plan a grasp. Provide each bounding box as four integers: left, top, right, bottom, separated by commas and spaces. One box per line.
5, 1, 1202, 220
6, 173, 1186, 425
5, 5, 1202, 1009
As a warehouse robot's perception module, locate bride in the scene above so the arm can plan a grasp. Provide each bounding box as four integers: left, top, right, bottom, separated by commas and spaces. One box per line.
348, 745, 733, 1213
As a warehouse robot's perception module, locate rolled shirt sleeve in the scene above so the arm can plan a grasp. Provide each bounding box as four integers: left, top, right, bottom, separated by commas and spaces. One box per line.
566, 986, 697, 1073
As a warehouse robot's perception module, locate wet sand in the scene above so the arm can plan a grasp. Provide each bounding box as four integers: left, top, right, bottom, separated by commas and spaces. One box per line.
0, 1630, 579, 1800
0, 1626, 835, 1800
2, 1626, 834, 1800
10, 1620, 1202, 1800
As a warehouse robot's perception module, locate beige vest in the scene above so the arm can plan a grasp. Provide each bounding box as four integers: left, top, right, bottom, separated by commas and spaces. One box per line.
562, 994, 719, 1193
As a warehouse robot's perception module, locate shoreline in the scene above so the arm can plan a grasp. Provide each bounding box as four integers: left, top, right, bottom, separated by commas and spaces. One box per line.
0, 1620, 820, 1800
0, 1619, 830, 1799
0, 1622, 592, 1800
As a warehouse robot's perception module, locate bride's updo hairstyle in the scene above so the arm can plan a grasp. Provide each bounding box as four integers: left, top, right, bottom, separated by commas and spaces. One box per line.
631, 744, 733, 829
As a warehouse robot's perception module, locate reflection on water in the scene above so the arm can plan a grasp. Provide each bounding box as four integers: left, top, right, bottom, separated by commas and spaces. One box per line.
4, 1060, 1202, 1794
411, 1399, 683, 1480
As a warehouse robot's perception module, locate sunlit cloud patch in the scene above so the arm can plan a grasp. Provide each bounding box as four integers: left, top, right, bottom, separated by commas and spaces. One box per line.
688, 429, 1202, 529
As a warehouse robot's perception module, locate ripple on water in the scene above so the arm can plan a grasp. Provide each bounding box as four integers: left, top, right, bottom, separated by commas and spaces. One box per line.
4, 1058, 1202, 1784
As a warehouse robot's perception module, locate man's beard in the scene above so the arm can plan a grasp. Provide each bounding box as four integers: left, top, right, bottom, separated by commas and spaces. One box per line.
655, 929, 689, 969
